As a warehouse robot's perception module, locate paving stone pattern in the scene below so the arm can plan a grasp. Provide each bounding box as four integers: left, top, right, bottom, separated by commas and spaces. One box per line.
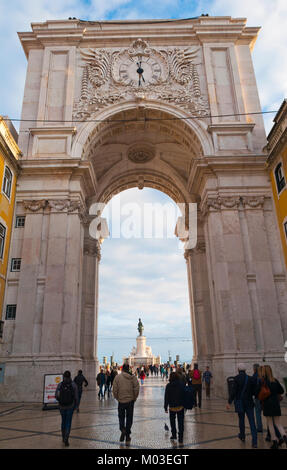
0, 376, 286, 449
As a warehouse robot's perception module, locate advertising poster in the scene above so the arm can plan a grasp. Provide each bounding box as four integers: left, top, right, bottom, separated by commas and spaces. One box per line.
43, 374, 63, 407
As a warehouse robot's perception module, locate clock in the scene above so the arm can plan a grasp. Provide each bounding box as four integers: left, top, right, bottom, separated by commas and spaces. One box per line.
112, 51, 168, 87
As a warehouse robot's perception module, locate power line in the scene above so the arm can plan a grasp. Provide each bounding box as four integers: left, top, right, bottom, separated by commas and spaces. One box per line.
5, 109, 278, 126
77, 16, 208, 26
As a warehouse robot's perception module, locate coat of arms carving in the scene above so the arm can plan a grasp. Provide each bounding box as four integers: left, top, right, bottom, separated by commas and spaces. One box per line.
73, 39, 209, 120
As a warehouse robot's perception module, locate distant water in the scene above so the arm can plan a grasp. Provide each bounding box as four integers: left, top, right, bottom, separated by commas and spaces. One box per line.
97, 336, 194, 365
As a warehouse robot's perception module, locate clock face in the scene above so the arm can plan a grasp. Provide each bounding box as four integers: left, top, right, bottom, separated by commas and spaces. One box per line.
112, 53, 167, 87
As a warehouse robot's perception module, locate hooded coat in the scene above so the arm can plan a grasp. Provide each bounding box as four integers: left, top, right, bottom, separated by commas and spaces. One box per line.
112, 371, 140, 403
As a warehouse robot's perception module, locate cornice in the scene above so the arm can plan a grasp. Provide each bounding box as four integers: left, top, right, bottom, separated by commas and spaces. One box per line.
188, 155, 267, 193
18, 16, 260, 58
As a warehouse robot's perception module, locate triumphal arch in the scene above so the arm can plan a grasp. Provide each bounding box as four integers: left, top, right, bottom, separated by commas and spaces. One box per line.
1, 16, 287, 401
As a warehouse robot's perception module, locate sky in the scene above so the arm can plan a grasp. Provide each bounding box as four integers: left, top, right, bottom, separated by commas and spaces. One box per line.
0, 0, 286, 364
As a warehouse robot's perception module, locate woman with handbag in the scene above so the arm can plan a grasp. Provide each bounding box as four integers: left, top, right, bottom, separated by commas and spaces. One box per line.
258, 365, 287, 449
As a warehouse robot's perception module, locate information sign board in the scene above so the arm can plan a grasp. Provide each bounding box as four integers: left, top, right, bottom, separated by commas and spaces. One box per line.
43, 374, 63, 408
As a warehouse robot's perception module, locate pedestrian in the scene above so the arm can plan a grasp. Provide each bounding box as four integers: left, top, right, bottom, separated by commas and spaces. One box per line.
139, 369, 146, 385
202, 366, 213, 399
190, 363, 202, 408
73, 369, 88, 412
105, 370, 112, 396
257, 365, 287, 449
164, 372, 185, 445
165, 367, 169, 381
176, 367, 187, 384
252, 364, 263, 432
112, 363, 140, 444
55, 370, 79, 447
110, 367, 118, 388
226, 363, 258, 448
96, 368, 106, 399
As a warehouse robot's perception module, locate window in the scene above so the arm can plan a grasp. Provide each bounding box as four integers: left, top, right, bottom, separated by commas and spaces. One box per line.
0, 223, 6, 259
275, 162, 286, 194
5, 305, 16, 320
284, 221, 287, 240
15, 216, 25, 228
11, 258, 21, 272
2, 166, 13, 199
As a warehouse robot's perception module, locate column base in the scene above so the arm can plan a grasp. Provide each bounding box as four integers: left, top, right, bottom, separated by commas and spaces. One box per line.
194, 351, 287, 399
0, 356, 99, 402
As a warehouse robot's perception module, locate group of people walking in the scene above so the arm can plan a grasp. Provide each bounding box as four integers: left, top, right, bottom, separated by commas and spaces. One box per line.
226, 363, 287, 449
54, 361, 286, 449
96, 368, 118, 399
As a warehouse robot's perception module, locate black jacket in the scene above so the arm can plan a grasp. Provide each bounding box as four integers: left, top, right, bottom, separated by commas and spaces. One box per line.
74, 373, 88, 390
164, 380, 185, 411
259, 379, 284, 417
228, 371, 259, 409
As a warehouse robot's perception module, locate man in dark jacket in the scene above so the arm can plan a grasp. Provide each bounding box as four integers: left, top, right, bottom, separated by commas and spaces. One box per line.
55, 370, 79, 447
96, 369, 106, 399
73, 370, 88, 412
226, 363, 258, 448
164, 372, 185, 444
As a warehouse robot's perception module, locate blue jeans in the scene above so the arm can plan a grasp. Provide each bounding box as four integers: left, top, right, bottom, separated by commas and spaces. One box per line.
60, 408, 74, 440
98, 384, 105, 397
238, 407, 257, 445
254, 398, 263, 431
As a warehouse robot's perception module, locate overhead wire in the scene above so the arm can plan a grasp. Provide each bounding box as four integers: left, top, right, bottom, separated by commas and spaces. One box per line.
5, 109, 278, 127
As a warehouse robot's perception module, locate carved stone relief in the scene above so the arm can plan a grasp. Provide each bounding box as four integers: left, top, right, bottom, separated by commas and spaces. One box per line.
73, 39, 209, 120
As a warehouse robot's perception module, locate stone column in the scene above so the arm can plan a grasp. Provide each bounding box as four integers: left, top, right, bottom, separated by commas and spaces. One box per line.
202, 196, 259, 396
240, 196, 287, 379
184, 249, 198, 364
201, 194, 287, 395
39, 200, 83, 362
11, 200, 47, 356
81, 229, 101, 389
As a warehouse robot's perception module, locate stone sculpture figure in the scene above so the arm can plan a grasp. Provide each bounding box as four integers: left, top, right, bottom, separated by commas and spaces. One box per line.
138, 318, 144, 336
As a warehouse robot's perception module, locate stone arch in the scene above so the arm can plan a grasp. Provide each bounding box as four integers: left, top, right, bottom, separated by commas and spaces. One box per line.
71, 100, 214, 160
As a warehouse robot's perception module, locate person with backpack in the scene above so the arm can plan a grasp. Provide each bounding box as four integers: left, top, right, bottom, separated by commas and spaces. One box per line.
55, 370, 79, 447
190, 363, 202, 408
73, 370, 88, 413
226, 363, 258, 448
164, 372, 186, 445
257, 365, 287, 449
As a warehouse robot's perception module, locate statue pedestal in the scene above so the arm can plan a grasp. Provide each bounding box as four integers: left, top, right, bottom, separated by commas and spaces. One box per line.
136, 335, 147, 357
123, 331, 161, 368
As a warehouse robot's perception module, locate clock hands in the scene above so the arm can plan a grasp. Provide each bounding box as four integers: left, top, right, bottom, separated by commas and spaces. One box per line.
136, 59, 145, 86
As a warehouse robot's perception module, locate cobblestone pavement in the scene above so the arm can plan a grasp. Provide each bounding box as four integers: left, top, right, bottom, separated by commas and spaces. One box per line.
0, 376, 286, 450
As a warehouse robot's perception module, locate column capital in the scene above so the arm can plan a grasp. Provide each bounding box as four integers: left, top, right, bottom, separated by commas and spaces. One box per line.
201, 195, 241, 216
22, 198, 86, 216
84, 237, 101, 260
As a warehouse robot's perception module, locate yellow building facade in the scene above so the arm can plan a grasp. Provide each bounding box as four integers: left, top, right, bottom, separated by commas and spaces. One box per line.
0, 117, 21, 335
266, 99, 287, 269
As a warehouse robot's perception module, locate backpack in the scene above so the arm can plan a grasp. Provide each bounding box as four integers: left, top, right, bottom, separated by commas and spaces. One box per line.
183, 386, 194, 410
58, 381, 75, 406
193, 369, 200, 380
